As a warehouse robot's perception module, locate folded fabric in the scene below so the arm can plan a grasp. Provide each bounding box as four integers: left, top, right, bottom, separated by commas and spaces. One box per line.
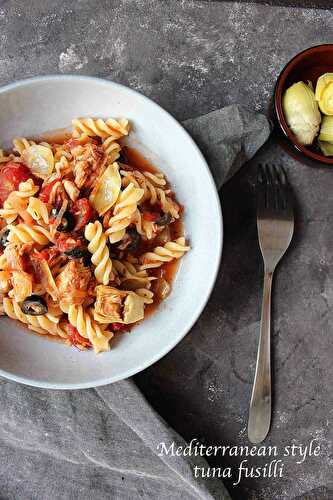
183, 105, 271, 188
0, 105, 270, 500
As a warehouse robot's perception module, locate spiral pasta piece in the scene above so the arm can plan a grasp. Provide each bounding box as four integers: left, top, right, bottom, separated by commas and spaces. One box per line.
121, 170, 180, 218
2, 297, 67, 338
0, 149, 17, 163
67, 304, 113, 353
72, 118, 129, 140
139, 237, 190, 270
102, 138, 121, 161
0, 254, 7, 270
14, 179, 39, 199
0, 270, 10, 294
133, 209, 156, 240
85, 221, 113, 285
0, 149, 7, 163
105, 183, 144, 243
0, 206, 17, 224
135, 288, 154, 304
7, 223, 52, 245
142, 171, 167, 187
12, 137, 35, 155
27, 197, 49, 224
0, 179, 39, 223
63, 180, 80, 202
113, 259, 155, 290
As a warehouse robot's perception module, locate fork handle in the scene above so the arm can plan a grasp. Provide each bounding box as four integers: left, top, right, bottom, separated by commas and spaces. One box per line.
248, 270, 273, 443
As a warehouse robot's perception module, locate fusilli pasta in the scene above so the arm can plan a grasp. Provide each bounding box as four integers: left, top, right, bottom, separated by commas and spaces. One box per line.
27, 197, 49, 224
12, 137, 35, 155
7, 223, 52, 245
66, 304, 113, 353
140, 237, 190, 270
0, 254, 7, 270
0, 149, 16, 163
0, 270, 10, 294
121, 169, 180, 218
133, 209, 156, 240
102, 138, 121, 161
85, 221, 113, 285
135, 288, 154, 304
113, 259, 155, 290
3, 297, 67, 338
0, 179, 39, 223
72, 118, 129, 140
106, 183, 144, 243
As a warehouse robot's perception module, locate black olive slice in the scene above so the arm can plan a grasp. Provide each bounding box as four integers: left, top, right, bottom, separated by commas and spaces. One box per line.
127, 228, 141, 252
117, 152, 127, 164
65, 247, 91, 266
155, 213, 172, 226
65, 247, 88, 258
0, 229, 9, 249
58, 211, 75, 232
21, 295, 48, 316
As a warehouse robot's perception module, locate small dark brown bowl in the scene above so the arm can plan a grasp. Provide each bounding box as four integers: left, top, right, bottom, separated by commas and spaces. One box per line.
274, 44, 333, 165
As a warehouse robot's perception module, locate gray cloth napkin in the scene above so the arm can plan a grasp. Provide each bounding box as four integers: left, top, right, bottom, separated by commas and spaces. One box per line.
0, 105, 270, 500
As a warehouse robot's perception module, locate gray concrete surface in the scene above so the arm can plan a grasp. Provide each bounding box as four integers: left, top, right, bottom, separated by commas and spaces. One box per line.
0, 1, 332, 499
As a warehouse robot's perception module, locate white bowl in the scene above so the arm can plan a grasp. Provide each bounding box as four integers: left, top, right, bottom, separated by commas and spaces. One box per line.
0, 76, 222, 389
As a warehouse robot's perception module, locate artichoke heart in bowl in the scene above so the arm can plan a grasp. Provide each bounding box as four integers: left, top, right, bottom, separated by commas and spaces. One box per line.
315, 73, 333, 115
282, 82, 321, 145
319, 115, 333, 156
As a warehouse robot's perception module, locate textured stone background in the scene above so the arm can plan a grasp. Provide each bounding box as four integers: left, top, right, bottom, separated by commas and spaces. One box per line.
0, 1, 332, 499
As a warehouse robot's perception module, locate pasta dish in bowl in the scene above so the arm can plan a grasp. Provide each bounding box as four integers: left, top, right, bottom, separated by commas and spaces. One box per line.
0, 118, 190, 353
0, 76, 222, 388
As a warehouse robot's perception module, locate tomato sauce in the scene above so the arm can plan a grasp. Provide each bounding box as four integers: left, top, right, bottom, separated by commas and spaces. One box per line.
35, 128, 72, 145
122, 147, 184, 317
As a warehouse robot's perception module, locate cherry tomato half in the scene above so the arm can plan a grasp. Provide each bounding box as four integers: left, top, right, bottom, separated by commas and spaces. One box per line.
38, 177, 60, 203
70, 198, 93, 232
142, 211, 161, 222
67, 324, 92, 349
0, 162, 32, 206
110, 323, 129, 333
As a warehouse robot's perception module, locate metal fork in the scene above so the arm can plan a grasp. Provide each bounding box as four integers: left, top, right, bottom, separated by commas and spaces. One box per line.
248, 164, 294, 444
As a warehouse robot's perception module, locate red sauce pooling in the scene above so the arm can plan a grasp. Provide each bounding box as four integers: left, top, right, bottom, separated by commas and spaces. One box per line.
123, 147, 184, 317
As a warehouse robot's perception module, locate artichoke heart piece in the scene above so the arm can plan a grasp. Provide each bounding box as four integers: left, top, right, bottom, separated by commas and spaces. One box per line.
318, 82, 333, 116
319, 115, 333, 142
315, 73, 333, 100
318, 114, 333, 155
23, 145, 54, 179
89, 163, 121, 216
94, 285, 146, 325
319, 141, 333, 157
315, 73, 333, 115
11, 270, 33, 302
282, 81, 321, 145
123, 294, 146, 324
0, 270, 10, 294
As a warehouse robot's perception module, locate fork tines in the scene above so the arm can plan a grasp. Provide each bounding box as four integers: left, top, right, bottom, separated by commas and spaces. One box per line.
257, 163, 291, 213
